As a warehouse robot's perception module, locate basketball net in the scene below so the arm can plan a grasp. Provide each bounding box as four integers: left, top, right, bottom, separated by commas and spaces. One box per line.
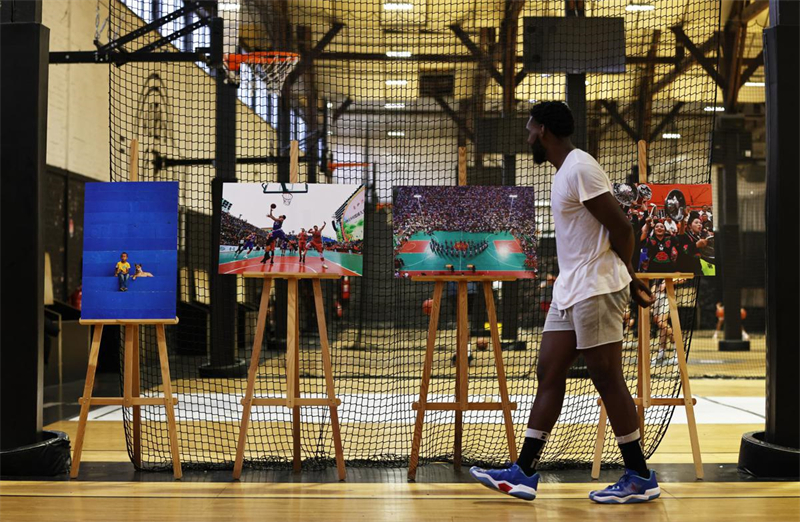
225, 52, 300, 95
282, 193, 293, 206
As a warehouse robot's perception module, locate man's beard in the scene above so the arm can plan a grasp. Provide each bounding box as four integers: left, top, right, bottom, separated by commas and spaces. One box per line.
531, 139, 547, 164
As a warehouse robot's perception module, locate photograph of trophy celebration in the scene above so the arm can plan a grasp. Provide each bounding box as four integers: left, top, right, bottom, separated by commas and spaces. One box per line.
393, 186, 538, 278
614, 183, 716, 276
218, 183, 364, 276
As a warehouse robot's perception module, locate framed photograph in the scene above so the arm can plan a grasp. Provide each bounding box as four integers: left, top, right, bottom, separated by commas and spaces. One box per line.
615, 183, 716, 276
81, 182, 179, 320
393, 186, 538, 278
218, 183, 364, 276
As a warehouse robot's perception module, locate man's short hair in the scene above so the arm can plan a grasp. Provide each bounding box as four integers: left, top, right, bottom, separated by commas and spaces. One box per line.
529, 101, 575, 138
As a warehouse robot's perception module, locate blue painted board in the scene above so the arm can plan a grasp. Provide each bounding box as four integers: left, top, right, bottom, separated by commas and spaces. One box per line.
81, 182, 179, 320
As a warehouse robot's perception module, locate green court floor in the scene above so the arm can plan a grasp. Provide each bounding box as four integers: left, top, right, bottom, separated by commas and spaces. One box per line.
396, 231, 535, 276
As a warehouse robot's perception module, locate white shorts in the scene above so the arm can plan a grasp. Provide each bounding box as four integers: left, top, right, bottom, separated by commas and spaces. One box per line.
543, 287, 630, 349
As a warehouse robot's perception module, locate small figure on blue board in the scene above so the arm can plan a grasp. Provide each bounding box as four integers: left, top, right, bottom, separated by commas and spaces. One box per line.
132, 263, 154, 280
115, 252, 131, 292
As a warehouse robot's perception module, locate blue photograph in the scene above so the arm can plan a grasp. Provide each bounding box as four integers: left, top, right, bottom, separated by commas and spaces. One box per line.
81, 182, 179, 320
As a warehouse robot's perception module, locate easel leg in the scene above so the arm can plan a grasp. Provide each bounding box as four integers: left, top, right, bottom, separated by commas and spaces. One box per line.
156, 324, 182, 479
313, 279, 346, 481
454, 281, 469, 471
123, 325, 134, 408
233, 277, 272, 479
408, 281, 443, 481
591, 401, 608, 479
665, 280, 704, 479
637, 304, 651, 439
288, 278, 302, 473
132, 326, 142, 468
483, 282, 517, 462
70, 324, 103, 479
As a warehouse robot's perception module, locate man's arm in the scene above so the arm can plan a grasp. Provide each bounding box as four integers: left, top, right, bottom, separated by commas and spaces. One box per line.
583, 191, 654, 308
320, 221, 327, 231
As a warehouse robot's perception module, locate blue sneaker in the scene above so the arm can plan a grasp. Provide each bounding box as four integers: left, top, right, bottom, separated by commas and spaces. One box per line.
469, 464, 539, 501
589, 469, 660, 504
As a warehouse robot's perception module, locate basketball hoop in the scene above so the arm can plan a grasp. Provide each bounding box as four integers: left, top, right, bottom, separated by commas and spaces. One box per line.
328, 162, 370, 173
225, 51, 300, 94
282, 192, 293, 206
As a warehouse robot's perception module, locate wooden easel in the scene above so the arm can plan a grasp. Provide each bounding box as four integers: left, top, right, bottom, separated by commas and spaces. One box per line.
407, 276, 519, 481
232, 272, 346, 480
591, 140, 703, 480
71, 320, 182, 479
71, 140, 182, 479
233, 140, 345, 480
407, 147, 518, 481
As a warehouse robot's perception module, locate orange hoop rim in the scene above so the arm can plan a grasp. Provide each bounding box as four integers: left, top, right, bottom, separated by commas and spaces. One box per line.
225, 51, 300, 73
328, 162, 370, 171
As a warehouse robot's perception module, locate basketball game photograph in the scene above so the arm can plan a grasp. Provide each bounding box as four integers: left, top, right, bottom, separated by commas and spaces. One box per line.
1, 1, 798, 522
615, 183, 716, 275
393, 186, 538, 278
218, 183, 364, 276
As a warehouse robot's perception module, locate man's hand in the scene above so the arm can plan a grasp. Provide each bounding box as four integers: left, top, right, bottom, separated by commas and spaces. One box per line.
630, 270, 655, 309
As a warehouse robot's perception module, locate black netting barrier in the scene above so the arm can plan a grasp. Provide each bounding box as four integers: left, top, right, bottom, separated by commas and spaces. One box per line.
106, 0, 739, 472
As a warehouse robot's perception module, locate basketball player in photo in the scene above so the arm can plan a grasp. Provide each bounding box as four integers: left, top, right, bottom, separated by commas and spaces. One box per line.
309, 222, 328, 269
297, 228, 309, 263
235, 232, 257, 259
260, 204, 288, 265
470, 102, 659, 504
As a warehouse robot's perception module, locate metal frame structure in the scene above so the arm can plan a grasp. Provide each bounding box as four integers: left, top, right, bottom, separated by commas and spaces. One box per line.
49, 0, 219, 67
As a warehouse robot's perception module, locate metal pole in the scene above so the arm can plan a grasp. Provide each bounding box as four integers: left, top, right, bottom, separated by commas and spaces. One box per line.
0, 0, 47, 450
200, 16, 245, 377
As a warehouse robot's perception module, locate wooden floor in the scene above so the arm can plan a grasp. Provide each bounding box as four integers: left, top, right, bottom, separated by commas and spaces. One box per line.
3, 379, 794, 522
1, 481, 798, 522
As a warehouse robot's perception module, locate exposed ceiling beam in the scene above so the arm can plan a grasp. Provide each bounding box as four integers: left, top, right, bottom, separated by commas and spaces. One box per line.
738, 0, 769, 23
449, 24, 504, 86
721, 1, 748, 110
313, 52, 761, 67
635, 30, 662, 141
739, 50, 764, 86
600, 100, 639, 142
433, 95, 475, 142
648, 102, 686, 143
501, 0, 525, 111
284, 23, 344, 89
671, 26, 727, 91
332, 97, 353, 123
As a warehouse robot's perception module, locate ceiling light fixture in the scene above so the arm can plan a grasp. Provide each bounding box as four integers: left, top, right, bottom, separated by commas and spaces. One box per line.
662, 133, 681, 139
703, 106, 725, 112
383, 2, 414, 11
218, 1, 241, 12
386, 50, 412, 58
388, 131, 406, 137
385, 102, 406, 109
626, 3, 655, 12
744, 81, 765, 87
386, 79, 409, 86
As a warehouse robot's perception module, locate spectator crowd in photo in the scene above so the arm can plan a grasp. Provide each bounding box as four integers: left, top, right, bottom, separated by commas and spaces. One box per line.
393, 186, 538, 271
623, 195, 715, 276
220, 211, 362, 255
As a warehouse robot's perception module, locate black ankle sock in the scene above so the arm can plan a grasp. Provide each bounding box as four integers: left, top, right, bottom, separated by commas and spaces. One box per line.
516, 429, 549, 476
618, 438, 649, 478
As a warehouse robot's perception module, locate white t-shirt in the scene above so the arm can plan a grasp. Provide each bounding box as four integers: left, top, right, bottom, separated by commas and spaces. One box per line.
550, 149, 631, 310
